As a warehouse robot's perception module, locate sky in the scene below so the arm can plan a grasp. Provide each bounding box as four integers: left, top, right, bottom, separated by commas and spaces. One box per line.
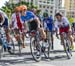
0, 0, 9, 8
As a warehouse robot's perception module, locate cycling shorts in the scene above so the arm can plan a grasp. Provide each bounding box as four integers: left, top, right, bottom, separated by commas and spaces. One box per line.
28, 20, 38, 31
59, 25, 69, 34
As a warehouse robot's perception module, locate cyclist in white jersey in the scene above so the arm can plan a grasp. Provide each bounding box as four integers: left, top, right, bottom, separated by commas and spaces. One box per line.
55, 13, 74, 50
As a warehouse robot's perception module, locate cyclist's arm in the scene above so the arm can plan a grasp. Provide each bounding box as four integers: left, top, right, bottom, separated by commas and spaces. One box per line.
54, 21, 59, 37
63, 17, 71, 30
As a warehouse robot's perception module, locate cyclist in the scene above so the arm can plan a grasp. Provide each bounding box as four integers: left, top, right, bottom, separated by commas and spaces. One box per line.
10, 7, 25, 48
19, 5, 46, 40
43, 13, 54, 50
31, 8, 42, 21
0, 11, 12, 54
72, 22, 75, 41
55, 12, 74, 50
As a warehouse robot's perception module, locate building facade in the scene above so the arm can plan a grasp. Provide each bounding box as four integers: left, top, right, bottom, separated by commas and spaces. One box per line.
55, 0, 66, 16
64, 0, 75, 18
9, 0, 66, 18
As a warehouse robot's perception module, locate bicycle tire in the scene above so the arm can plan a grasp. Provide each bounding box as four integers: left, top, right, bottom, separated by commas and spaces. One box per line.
66, 40, 72, 58
30, 36, 41, 62
64, 39, 72, 59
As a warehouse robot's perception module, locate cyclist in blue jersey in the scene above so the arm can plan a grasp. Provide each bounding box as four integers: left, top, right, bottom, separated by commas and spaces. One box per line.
0, 11, 12, 54
43, 13, 54, 50
19, 5, 46, 40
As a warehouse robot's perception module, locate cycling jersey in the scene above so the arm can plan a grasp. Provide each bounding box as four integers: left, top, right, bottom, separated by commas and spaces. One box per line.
55, 17, 70, 28
0, 11, 11, 50
11, 13, 24, 29
21, 11, 38, 31
43, 16, 53, 31
55, 17, 70, 34
21, 11, 37, 22
0, 12, 8, 27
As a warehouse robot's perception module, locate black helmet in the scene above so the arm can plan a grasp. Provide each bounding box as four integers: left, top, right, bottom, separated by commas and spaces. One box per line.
43, 12, 49, 17
55, 12, 62, 17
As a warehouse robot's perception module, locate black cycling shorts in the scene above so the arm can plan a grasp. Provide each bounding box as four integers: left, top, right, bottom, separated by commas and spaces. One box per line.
29, 20, 38, 31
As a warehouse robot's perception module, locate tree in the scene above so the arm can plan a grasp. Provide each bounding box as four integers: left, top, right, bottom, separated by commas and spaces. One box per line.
0, 1, 38, 19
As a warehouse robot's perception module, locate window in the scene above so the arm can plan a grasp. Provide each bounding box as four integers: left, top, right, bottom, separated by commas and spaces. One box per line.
47, 2, 50, 4
43, 6, 46, 8
39, 1, 42, 3
50, 11, 53, 13
39, 5, 42, 8
47, 6, 49, 8
43, 1, 46, 3
51, 7, 53, 9
51, 0, 53, 1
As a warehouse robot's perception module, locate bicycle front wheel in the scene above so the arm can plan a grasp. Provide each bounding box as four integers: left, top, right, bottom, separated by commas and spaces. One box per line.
64, 39, 72, 59
30, 37, 41, 62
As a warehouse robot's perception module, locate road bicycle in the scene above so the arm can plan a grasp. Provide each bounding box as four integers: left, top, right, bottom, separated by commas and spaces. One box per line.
61, 32, 72, 59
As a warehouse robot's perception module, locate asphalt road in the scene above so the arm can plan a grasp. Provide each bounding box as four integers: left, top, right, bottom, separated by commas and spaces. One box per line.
0, 36, 75, 66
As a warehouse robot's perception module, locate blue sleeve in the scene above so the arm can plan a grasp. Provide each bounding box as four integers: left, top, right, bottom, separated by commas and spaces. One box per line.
25, 11, 36, 21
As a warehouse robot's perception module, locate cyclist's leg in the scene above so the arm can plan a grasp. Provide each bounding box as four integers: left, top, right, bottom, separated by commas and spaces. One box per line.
39, 28, 46, 39
48, 26, 54, 49
5, 28, 11, 43
49, 26, 54, 45
14, 29, 20, 41
68, 32, 74, 49
14, 29, 24, 47
34, 18, 46, 39
51, 32, 54, 49
59, 27, 66, 49
21, 32, 25, 48
1, 34, 12, 53
65, 26, 74, 49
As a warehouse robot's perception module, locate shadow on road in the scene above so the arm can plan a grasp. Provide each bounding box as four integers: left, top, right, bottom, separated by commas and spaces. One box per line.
0, 50, 74, 66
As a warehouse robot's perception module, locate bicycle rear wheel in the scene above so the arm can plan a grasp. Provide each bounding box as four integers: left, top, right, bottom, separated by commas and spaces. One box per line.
30, 37, 41, 62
